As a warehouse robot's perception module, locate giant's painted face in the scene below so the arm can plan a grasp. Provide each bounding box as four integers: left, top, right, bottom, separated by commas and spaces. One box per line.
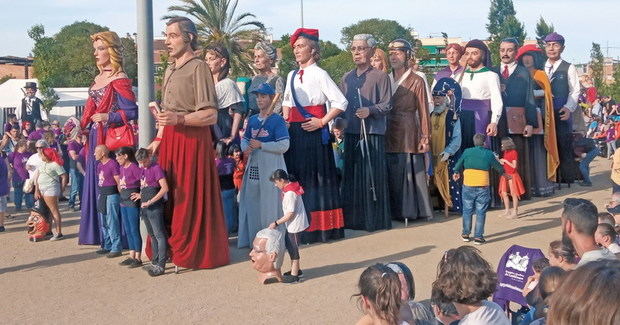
26, 212, 50, 240
249, 237, 276, 273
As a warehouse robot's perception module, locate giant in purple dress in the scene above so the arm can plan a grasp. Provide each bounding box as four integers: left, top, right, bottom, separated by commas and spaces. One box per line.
78, 79, 137, 245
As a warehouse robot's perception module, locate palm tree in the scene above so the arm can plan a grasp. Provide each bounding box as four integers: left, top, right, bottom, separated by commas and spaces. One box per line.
165, 0, 266, 76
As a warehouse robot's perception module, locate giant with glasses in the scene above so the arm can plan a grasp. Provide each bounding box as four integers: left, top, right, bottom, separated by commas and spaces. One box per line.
339, 34, 392, 232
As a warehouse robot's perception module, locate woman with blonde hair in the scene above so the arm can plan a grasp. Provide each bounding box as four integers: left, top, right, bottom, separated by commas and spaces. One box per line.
78, 31, 138, 246
371, 48, 389, 73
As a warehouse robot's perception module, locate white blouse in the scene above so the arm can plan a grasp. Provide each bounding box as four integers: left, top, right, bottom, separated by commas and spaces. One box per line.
282, 63, 348, 111
459, 69, 504, 124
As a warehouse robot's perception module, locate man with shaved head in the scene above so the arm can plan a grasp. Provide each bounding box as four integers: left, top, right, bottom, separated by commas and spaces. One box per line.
94, 144, 122, 258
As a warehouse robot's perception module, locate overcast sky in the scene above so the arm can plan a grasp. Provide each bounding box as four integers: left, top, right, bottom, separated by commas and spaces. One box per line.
2, 0, 619, 64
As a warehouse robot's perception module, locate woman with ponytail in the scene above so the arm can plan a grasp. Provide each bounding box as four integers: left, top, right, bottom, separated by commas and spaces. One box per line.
35, 147, 68, 240
354, 264, 403, 325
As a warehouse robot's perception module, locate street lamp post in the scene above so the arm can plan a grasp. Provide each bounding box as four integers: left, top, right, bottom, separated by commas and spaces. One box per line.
136, 0, 154, 147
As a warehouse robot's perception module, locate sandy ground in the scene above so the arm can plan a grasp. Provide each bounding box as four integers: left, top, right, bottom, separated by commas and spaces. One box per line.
1, 157, 613, 324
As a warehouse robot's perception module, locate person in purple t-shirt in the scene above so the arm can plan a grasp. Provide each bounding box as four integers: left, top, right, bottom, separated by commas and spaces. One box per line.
67, 136, 84, 211
94, 145, 122, 257
131, 148, 169, 277
27, 121, 50, 142
8, 140, 34, 211
0, 154, 10, 232
115, 146, 143, 268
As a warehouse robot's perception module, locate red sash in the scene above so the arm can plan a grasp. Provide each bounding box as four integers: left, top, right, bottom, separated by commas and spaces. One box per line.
288, 105, 326, 122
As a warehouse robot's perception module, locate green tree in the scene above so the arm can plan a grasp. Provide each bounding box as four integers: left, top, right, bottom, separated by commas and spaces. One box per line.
535, 16, 554, 49
603, 63, 620, 99
340, 19, 413, 50
155, 52, 170, 101
321, 51, 355, 82
39, 84, 59, 117
486, 0, 526, 66
120, 33, 138, 83
274, 34, 343, 79
30, 22, 138, 87
591, 42, 605, 89
0, 75, 14, 85
165, 0, 265, 77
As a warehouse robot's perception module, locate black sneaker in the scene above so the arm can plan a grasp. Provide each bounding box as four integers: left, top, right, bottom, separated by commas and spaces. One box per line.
474, 237, 486, 245
579, 181, 592, 187
106, 251, 122, 258
96, 249, 110, 255
128, 259, 143, 268
119, 258, 135, 266
282, 274, 300, 284
283, 270, 304, 278
148, 265, 165, 277
461, 235, 471, 242
0, 226, 5, 232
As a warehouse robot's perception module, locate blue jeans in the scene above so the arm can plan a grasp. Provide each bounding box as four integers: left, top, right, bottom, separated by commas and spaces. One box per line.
461, 185, 491, 239
99, 194, 122, 253
579, 148, 600, 183
12, 178, 34, 210
120, 206, 142, 252
221, 189, 238, 233
68, 168, 83, 207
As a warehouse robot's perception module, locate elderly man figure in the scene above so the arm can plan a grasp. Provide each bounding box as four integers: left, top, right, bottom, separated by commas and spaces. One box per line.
560, 198, 617, 267
430, 78, 463, 215
340, 34, 392, 232
249, 228, 285, 284
147, 17, 229, 269
385, 39, 433, 222
544, 32, 582, 184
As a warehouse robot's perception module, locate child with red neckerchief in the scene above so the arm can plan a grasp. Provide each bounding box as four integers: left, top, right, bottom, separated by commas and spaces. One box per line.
269, 169, 309, 284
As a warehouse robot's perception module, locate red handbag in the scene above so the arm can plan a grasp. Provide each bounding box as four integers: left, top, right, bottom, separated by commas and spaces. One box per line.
105, 110, 135, 151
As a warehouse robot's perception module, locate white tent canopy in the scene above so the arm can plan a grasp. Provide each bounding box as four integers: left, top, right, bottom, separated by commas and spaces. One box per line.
0, 78, 89, 108
0, 78, 89, 123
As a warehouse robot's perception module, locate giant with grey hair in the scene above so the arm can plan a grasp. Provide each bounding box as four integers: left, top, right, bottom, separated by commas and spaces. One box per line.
352, 34, 377, 48
166, 17, 198, 50
255, 228, 285, 269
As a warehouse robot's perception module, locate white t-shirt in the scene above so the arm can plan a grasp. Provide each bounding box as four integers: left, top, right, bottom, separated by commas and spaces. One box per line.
607, 243, 620, 255
215, 78, 244, 110
459, 300, 510, 325
26, 153, 43, 178
577, 248, 618, 267
282, 63, 348, 111
282, 191, 309, 233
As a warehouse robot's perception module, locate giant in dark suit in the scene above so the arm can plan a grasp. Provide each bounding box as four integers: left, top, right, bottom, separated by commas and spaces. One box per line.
493, 63, 538, 200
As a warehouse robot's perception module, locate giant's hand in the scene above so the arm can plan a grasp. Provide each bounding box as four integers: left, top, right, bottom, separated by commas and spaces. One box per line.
559, 107, 571, 121
486, 122, 498, 137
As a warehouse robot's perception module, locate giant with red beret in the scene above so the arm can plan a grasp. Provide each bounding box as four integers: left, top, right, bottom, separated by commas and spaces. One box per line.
290, 28, 319, 47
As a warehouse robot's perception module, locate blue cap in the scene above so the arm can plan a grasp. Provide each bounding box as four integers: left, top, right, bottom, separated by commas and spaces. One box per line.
251, 83, 275, 95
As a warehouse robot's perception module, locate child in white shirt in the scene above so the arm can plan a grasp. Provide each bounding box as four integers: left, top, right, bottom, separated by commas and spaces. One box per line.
269, 169, 309, 284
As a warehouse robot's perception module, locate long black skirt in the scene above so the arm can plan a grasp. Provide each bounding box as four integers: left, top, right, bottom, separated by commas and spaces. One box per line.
386, 152, 433, 220
284, 123, 344, 244
342, 133, 391, 231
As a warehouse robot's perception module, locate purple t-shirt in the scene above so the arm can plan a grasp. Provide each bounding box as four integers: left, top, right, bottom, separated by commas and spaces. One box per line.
67, 140, 83, 169
9, 151, 32, 182
97, 159, 120, 187
120, 163, 141, 190
27, 129, 44, 141
141, 163, 165, 188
